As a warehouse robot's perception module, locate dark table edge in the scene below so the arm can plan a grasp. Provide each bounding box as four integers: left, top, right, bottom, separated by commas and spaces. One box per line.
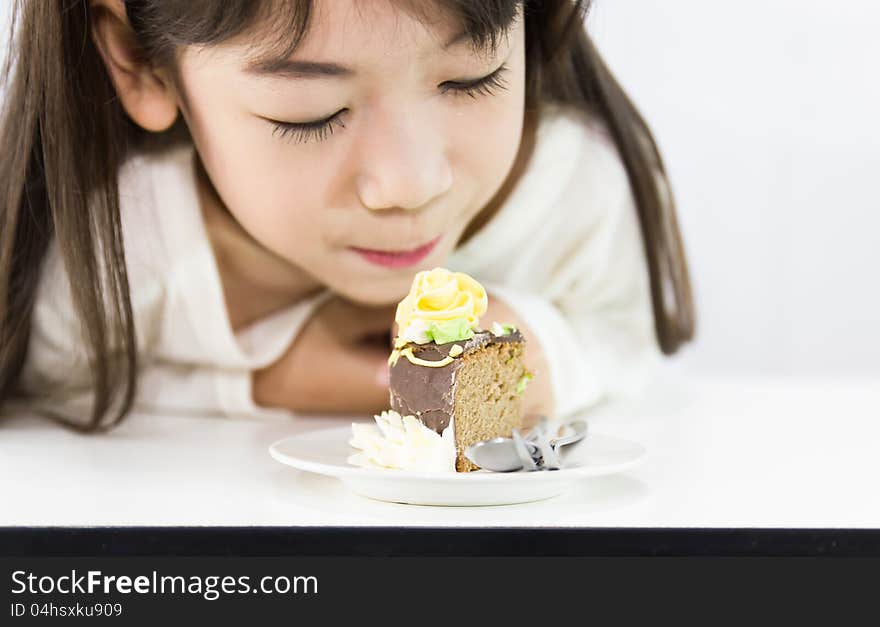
2, 527, 879, 557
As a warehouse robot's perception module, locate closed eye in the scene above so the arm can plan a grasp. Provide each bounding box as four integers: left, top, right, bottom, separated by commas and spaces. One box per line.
439, 63, 510, 98
264, 63, 510, 144
265, 110, 348, 144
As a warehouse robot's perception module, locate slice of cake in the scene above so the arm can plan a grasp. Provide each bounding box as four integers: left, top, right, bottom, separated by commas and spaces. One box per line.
349, 268, 532, 472
389, 326, 527, 471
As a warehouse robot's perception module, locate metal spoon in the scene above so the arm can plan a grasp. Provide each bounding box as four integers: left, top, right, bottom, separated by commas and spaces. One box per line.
464, 418, 588, 472
464, 435, 538, 473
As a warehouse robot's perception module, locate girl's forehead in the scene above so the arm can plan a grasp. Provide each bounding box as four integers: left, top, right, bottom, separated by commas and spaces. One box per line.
235, 0, 519, 72
268, 1, 477, 58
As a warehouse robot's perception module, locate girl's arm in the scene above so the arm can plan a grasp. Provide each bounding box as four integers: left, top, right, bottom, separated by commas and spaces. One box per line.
251, 296, 395, 416
253, 292, 557, 420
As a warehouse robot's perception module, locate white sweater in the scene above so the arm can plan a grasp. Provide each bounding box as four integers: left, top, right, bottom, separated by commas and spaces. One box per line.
17, 104, 660, 423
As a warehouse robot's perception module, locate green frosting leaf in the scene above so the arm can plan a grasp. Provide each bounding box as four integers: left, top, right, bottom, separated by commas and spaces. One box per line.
516, 372, 533, 395
427, 318, 475, 344
491, 321, 518, 337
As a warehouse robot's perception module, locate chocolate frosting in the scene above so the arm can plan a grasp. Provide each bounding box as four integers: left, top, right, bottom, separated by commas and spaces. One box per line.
388, 329, 525, 434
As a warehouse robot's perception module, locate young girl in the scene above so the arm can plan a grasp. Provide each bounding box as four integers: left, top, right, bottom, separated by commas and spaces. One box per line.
0, 0, 694, 431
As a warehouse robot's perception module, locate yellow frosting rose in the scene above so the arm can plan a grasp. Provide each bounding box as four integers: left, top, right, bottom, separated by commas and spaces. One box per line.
395, 268, 488, 337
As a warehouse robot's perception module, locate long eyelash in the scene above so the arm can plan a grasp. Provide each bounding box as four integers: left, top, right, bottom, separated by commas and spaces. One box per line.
269, 64, 509, 144
270, 112, 347, 145
440, 64, 510, 99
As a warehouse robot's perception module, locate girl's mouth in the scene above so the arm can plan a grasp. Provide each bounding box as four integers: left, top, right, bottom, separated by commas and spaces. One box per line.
350, 235, 441, 269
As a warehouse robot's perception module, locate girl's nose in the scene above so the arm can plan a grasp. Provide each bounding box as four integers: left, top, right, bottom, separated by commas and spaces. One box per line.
356, 109, 453, 212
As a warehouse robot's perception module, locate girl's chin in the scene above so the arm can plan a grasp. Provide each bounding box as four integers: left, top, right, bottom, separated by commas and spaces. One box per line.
332, 273, 418, 305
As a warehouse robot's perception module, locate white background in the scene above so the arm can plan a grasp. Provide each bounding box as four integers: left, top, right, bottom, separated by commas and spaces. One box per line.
2, 2, 878, 375
588, 2, 879, 374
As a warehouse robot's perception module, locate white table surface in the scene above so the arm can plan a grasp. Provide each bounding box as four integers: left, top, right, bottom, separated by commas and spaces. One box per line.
2, 366, 878, 528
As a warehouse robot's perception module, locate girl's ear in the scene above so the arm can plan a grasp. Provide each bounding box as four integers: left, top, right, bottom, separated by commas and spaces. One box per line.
89, 0, 179, 132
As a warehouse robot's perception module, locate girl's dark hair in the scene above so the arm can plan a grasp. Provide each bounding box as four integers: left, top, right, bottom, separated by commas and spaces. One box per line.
0, 0, 694, 431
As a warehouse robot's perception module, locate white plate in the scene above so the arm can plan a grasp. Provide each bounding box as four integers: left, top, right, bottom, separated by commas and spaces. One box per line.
269, 426, 646, 506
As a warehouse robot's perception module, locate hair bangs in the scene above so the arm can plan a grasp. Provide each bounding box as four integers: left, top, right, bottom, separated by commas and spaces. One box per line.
226, 0, 523, 73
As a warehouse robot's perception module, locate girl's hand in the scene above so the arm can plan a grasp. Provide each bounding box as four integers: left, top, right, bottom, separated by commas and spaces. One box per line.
252, 295, 396, 416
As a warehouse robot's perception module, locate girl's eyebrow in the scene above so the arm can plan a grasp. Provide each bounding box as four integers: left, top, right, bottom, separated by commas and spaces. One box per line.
244, 58, 353, 80
243, 29, 472, 80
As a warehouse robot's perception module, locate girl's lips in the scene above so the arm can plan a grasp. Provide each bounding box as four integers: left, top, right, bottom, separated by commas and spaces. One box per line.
350, 235, 441, 269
